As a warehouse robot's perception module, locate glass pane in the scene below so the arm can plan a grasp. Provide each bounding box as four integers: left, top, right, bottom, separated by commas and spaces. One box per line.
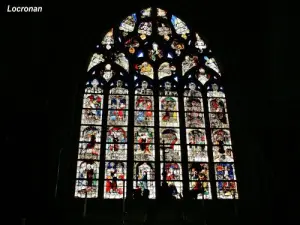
75, 179, 98, 198
216, 181, 238, 199
215, 163, 236, 180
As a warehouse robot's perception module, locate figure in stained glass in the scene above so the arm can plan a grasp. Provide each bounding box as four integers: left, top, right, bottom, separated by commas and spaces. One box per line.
187, 129, 206, 145
212, 129, 231, 146
148, 43, 163, 61
217, 181, 238, 199
134, 127, 154, 161
213, 146, 234, 162
215, 163, 235, 180
85, 79, 102, 94
135, 80, 153, 95
157, 8, 167, 18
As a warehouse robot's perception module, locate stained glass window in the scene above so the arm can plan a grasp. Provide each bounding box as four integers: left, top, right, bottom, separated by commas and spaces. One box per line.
104, 80, 129, 199
160, 81, 183, 199
208, 84, 238, 199
75, 79, 103, 198
76, 7, 238, 200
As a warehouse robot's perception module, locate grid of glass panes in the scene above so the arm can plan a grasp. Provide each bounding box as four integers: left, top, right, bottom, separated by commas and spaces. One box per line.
159, 82, 183, 198
104, 81, 128, 199
207, 84, 238, 199
133, 81, 156, 198
184, 83, 212, 199
75, 79, 102, 198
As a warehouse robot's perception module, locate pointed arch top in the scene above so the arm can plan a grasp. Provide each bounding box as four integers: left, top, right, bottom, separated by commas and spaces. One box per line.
87, 7, 222, 83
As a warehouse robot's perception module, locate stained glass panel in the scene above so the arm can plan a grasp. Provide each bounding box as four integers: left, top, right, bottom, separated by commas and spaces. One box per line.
160, 163, 182, 180
213, 146, 234, 162
78, 142, 101, 160
138, 22, 152, 40
195, 33, 207, 53
216, 181, 238, 199
171, 15, 190, 39
161, 181, 183, 199
79, 126, 101, 142
114, 53, 129, 72
189, 181, 212, 199
104, 180, 127, 199
148, 42, 163, 61
159, 96, 179, 111
158, 62, 176, 79
81, 109, 102, 125
157, 22, 172, 41
76, 160, 100, 179
141, 7, 151, 18
187, 145, 208, 162
196, 68, 211, 85
204, 56, 221, 75
87, 53, 105, 72
186, 129, 207, 145
160, 145, 181, 161
119, 14, 137, 33
101, 28, 114, 49
182, 55, 198, 75
208, 98, 227, 113
75, 180, 98, 198
209, 113, 229, 128
215, 163, 236, 180
211, 129, 231, 145
157, 8, 167, 18
135, 62, 154, 79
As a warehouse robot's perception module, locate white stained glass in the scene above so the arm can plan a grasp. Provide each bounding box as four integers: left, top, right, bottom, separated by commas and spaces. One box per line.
158, 62, 176, 79
141, 7, 151, 18
187, 145, 209, 162
182, 56, 197, 75
138, 22, 152, 36
119, 14, 137, 33
87, 53, 105, 72
213, 146, 234, 162
101, 28, 114, 49
114, 53, 129, 72
75, 180, 98, 198
157, 8, 167, 18
204, 56, 221, 75
195, 33, 207, 52
186, 129, 207, 145
171, 15, 190, 35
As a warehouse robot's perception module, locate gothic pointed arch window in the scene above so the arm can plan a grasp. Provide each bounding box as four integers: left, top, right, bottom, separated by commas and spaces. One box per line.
75, 7, 238, 200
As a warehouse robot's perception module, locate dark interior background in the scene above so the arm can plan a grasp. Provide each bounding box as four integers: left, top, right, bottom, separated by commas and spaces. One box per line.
3, 0, 297, 224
